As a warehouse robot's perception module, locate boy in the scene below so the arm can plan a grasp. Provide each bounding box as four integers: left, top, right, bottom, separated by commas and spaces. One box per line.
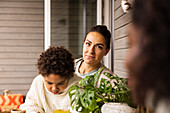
20, 46, 81, 113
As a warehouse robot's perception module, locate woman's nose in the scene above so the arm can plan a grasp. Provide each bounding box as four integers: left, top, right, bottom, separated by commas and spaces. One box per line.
89, 45, 95, 54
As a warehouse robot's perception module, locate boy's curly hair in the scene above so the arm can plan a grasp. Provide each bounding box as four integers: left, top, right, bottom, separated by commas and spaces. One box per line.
36, 46, 74, 78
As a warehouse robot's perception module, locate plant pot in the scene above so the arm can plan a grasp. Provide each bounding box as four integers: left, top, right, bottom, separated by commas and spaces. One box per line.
101, 103, 138, 113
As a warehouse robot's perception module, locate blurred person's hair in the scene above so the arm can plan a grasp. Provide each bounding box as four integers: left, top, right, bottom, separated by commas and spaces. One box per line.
130, 0, 170, 106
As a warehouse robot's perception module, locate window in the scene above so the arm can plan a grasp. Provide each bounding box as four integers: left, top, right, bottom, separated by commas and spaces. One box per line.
51, 0, 97, 58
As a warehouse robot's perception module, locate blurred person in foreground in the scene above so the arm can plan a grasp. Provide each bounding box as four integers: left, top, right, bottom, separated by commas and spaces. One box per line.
20, 46, 81, 113
125, 0, 170, 113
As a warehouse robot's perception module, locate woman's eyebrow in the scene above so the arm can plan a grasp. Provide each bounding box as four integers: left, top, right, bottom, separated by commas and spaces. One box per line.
86, 39, 104, 46
96, 43, 104, 46
86, 39, 92, 43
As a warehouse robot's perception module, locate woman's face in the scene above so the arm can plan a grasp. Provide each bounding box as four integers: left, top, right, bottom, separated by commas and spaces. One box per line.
83, 32, 109, 65
43, 74, 69, 95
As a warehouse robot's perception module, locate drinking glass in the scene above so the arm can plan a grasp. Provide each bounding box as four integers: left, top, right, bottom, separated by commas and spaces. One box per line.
53, 105, 70, 113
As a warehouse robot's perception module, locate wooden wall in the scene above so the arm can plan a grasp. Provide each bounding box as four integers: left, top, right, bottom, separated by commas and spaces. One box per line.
0, 0, 44, 95
113, 0, 133, 78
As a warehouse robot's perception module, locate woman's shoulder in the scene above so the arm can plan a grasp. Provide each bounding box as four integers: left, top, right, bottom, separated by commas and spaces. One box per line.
99, 63, 113, 75
74, 58, 83, 64
69, 73, 82, 84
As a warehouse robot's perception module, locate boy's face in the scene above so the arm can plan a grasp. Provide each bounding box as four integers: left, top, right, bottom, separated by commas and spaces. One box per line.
43, 74, 69, 95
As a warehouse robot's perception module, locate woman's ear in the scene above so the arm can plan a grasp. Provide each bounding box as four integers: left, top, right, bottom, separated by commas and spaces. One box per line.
104, 49, 110, 56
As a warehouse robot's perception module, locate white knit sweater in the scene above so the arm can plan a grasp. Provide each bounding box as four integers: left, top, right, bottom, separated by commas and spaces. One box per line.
19, 74, 81, 113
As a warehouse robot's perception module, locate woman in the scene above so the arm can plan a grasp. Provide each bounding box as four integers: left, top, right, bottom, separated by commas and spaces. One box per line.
75, 25, 113, 87
20, 46, 81, 113
125, 0, 170, 112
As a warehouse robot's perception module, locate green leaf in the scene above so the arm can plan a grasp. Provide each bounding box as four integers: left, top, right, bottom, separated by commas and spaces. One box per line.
69, 85, 80, 109
80, 89, 98, 111
79, 75, 95, 86
98, 78, 112, 94
94, 68, 104, 85
103, 72, 117, 79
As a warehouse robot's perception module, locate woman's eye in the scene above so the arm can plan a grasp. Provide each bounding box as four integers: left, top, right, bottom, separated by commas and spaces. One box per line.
85, 42, 91, 46
96, 45, 103, 49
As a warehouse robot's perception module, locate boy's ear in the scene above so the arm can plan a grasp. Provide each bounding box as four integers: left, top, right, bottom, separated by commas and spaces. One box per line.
104, 49, 110, 56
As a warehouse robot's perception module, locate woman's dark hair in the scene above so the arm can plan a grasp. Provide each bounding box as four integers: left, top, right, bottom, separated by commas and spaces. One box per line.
36, 46, 74, 78
130, 0, 170, 105
84, 25, 111, 49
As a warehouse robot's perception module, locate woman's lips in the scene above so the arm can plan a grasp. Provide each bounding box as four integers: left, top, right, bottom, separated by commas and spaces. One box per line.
85, 55, 95, 58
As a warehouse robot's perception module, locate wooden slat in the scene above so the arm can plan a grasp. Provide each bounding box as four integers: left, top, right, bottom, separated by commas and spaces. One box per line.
0, 84, 30, 90
0, 72, 37, 78
0, 59, 37, 65
114, 59, 127, 73
0, 27, 43, 33
0, 8, 43, 14
0, 34, 43, 40
115, 6, 125, 20
114, 11, 132, 29
0, 53, 40, 59
114, 49, 128, 60
0, 14, 43, 21
0, 47, 43, 52
0, 65, 37, 72
0, 78, 34, 84
0, 2, 43, 8
114, 0, 121, 10
114, 37, 128, 49
0, 21, 43, 27
0, 40, 43, 46
114, 23, 130, 39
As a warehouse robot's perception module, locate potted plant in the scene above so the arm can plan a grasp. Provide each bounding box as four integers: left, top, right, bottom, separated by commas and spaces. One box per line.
69, 68, 137, 113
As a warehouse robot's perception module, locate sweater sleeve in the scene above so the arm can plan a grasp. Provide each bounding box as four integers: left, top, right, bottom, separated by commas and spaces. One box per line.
19, 76, 45, 113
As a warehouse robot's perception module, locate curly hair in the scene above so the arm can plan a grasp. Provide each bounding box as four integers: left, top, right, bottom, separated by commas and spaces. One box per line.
129, 0, 170, 105
36, 46, 74, 78
84, 25, 111, 49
